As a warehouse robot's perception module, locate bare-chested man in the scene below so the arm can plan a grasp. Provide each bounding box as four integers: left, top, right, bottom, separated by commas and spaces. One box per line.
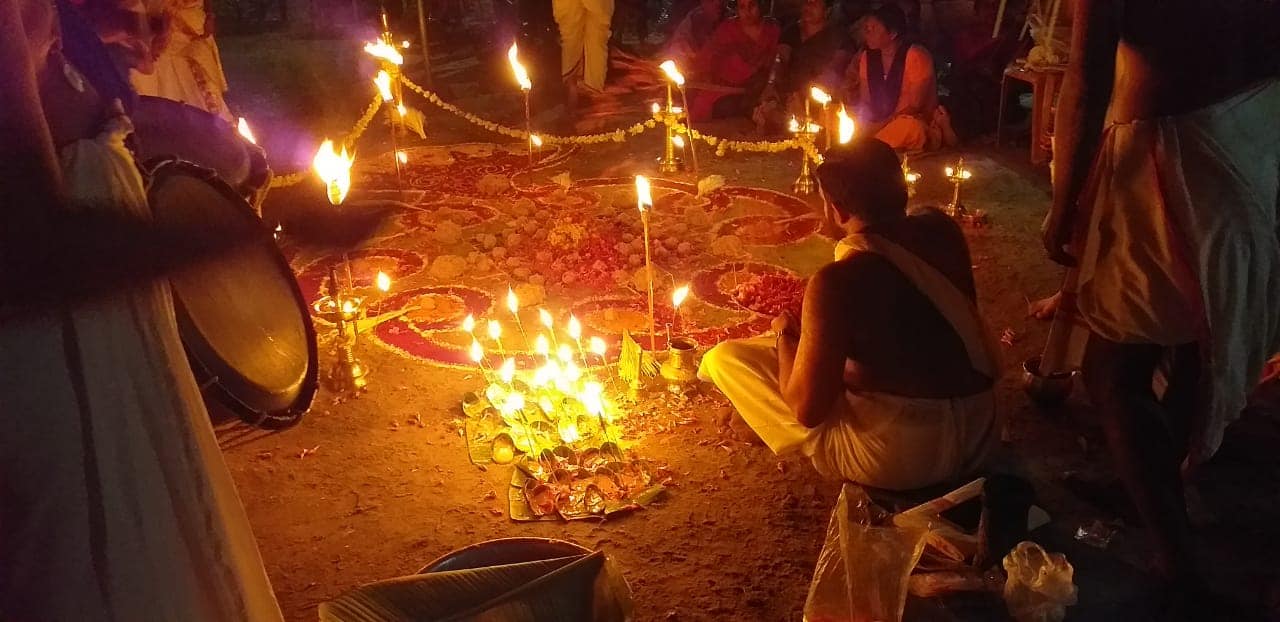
699, 138, 998, 491
1043, 0, 1280, 598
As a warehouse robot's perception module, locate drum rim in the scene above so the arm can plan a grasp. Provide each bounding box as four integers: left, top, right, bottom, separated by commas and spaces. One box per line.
148, 158, 319, 429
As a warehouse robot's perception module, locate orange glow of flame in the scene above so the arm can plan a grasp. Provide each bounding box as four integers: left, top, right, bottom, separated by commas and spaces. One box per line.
651, 102, 661, 114
462, 314, 476, 333
506, 288, 519, 314
363, 40, 404, 65
487, 320, 502, 341
837, 106, 855, 144
672, 284, 689, 308
530, 134, 543, 148
507, 43, 532, 91
396, 103, 407, 117
535, 334, 550, 356
589, 336, 606, 356
557, 344, 573, 363
401, 40, 410, 48
499, 357, 516, 384
635, 175, 652, 212
396, 151, 408, 164
567, 315, 582, 340
558, 418, 580, 443
312, 139, 353, 205
469, 339, 484, 363
374, 70, 394, 101
809, 86, 831, 106
375, 271, 391, 292
538, 308, 553, 328
659, 60, 685, 86
236, 117, 257, 144
671, 134, 685, 149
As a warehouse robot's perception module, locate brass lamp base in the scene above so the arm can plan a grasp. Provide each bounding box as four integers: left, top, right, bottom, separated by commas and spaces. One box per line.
657, 155, 684, 173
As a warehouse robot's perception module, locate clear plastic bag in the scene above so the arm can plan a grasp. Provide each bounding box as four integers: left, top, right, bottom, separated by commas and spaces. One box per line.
804, 484, 928, 622
1002, 541, 1078, 622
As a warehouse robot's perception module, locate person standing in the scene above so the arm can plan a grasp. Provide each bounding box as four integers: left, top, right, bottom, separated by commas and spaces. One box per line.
0, 0, 281, 618
1044, 0, 1279, 604
130, 0, 232, 120
554, 0, 614, 94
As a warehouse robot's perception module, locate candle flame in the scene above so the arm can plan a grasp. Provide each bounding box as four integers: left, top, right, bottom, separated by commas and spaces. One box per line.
487, 320, 502, 340
374, 70, 394, 101
363, 40, 404, 65
659, 60, 686, 86
788, 116, 821, 134
672, 284, 689, 308
469, 339, 484, 363
538, 308, 553, 328
671, 134, 685, 149
499, 357, 516, 384
507, 43, 532, 91
401, 40, 410, 48
535, 334, 550, 355
788, 116, 799, 133
503, 392, 525, 413
837, 106, 855, 144
651, 102, 661, 114
236, 117, 257, 144
506, 287, 519, 314
905, 171, 921, 184
635, 175, 652, 212
530, 134, 543, 147
557, 343, 573, 363
558, 418, 580, 444
341, 299, 356, 314
375, 271, 391, 292
396, 150, 408, 164
946, 166, 955, 177
396, 103, 407, 117
589, 336, 606, 356
462, 313, 476, 333
567, 315, 582, 340
312, 139, 353, 205
962, 169, 973, 180
809, 86, 831, 106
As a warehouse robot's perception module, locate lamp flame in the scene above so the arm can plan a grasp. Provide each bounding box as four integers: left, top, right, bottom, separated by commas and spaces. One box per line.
363, 40, 404, 65
659, 60, 685, 86
671, 134, 685, 149
312, 139, 353, 205
396, 103, 407, 117
558, 418, 580, 443
530, 134, 543, 148
374, 70, 394, 101
469, 339, 484, 363
557, 344, 573, 363
506, 288, 519, 314
589, 336, 606, 356
487, 320, 502, 341
507, 43, 532, 91
809, 86, 831, 106
236, 117, 257, 144
538, 308, 553, 328
499, 357, 516, 384
401, 40, 410, 48
672, 284, 689, 308
567, 315, 582, 340
837, 106, 855, 144
651, 102, 661, 114
635, 175, 652, 212
462, 314, 476, 333
396, 150, 408, 164
375, 271, 391, 292
535, 334, 550, 355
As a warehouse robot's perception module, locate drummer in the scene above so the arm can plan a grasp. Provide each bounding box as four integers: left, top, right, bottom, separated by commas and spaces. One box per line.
0, 0, 282, 619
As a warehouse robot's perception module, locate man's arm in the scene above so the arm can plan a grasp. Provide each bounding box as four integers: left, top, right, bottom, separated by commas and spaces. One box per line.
780, 265, 855, 428
1044, 0, 1117, 265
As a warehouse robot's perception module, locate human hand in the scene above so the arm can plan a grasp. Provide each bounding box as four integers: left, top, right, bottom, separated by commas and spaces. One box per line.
1041, 203, 1077, 267
1027, 291, 1062, 321
771, 311, 799, 338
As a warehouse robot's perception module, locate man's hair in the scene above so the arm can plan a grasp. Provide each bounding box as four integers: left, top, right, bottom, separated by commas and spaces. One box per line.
870, 3, 907, 36
815, 138, 908, 222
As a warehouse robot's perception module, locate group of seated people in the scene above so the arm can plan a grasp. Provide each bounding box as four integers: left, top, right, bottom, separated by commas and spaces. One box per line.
665, 0, 954, 152
699, 137, 996, 491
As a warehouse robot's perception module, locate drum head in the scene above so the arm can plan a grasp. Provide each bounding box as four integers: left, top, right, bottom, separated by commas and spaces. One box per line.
148, 160, 317, 428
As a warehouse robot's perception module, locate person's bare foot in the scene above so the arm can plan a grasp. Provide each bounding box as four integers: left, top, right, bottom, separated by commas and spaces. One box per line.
715, 406, 764, 445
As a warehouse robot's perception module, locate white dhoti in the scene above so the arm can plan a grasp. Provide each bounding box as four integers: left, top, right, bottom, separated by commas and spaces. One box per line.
553, 0, 614, 90
699, 233, 999, 491
1073, 80, 1280, 466
0, 116, 281, 620
131, 1, 232, 121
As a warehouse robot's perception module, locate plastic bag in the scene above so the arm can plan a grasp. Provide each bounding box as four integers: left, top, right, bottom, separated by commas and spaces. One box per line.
1002, 541, 1078, 622
804, 484, 927, 622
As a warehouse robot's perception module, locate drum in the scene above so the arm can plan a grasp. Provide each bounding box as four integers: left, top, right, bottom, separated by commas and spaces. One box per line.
132, 96, 271, 211
147, 160, 317, 428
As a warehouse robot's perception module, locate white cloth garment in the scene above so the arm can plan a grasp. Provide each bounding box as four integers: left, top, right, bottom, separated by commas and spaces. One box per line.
0, 114, 282, 621
131, 0, 231, 120
1073, 79, 1280, 466
699, 233, 998, 490
553, 0, 613, 90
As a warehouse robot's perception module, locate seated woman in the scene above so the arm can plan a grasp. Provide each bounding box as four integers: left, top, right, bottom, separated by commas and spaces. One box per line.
664, 0, 724, 66
847, 5, 953, 151
754, 0, 844, 128
698, 139, 998, 491
687, 0, 779, 122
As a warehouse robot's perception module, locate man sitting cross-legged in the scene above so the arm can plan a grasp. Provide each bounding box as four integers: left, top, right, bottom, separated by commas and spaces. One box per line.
698, 138, 998, 490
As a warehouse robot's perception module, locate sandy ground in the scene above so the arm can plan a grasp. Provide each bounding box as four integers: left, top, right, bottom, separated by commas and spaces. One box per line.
213, 31, 1280, 622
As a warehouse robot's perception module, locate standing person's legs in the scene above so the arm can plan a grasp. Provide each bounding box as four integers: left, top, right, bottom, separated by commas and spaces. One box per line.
553, 0, 586, 83
1082, 334, 1197, 583
581, 0, 614, 90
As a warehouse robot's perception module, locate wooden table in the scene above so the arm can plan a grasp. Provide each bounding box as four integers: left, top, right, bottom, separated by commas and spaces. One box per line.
996, 63, 1065, 165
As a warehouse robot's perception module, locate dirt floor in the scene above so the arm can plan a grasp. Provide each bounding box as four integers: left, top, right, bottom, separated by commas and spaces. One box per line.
212, 28, 1280, 622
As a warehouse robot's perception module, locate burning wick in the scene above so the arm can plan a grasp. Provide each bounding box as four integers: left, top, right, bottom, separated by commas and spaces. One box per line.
499, 357, 516, 385
567, 314, 584, 360
837, 106, 855, 144
538, 308, 560, 347
375, 271, 391, 293
507, 287, 529, 347
396, 151, 408, 164
659, 60, 686, 86
672, 134, 685, 149
469, 338, 489, 376
396, 103, 407, 118
363, 40, 404, 65
671, 284, 689, 336
530, 134, 543, 148
400, 40, 410, 48
273, 223, 282, 240
312, 139, 353, 206
557, 343, 573, 364
507, 43, 532, 91
236, 117, 257, 144
461, 313, 476, 335
534, 334, 551, 363
488, 319, 504, 356
809, 86, 832, 107
374, 70, 394, 102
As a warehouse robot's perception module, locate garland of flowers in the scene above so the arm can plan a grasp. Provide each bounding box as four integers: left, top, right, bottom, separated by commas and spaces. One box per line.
399, 76, 656, 145
269, 94, 384, 188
